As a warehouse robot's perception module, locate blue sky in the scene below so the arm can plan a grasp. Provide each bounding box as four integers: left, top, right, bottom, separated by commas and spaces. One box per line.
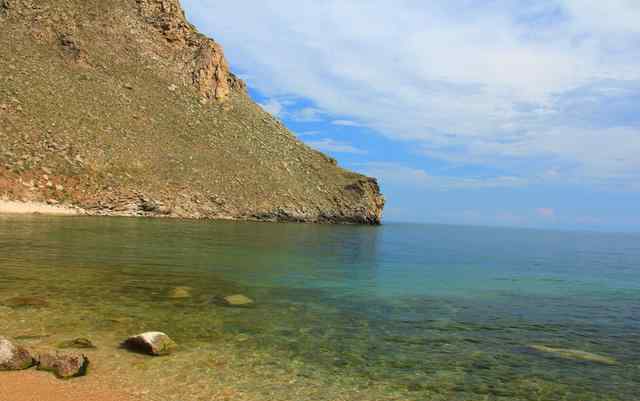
182, 1, 640, 232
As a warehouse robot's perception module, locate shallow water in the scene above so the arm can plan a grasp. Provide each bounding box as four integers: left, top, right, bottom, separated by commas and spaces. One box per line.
1, 215, 639, 400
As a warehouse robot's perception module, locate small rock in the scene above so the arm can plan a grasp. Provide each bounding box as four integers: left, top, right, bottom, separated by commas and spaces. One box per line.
123, 83, 133, 90
139, 199, 159, 212
122, 332, 176, 356
2, 296, 49, 308
0, 337, 35, 370
157, 206, 172, 215
42, 167, 52, 174
168, 84, 177, 92
57, 338, 96, 350
168, 286, 191, 299
55, 184, 64, 192
46, 198, 59, 205
214, 294, 254, 307
37, 351, 89, 379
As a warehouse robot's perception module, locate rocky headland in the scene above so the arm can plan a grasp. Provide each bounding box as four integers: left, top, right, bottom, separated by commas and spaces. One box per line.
0, 0, 384, 224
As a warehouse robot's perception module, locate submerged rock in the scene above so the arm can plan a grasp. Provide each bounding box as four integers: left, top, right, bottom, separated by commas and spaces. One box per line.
122, 332, 176, 356
0, 336, 35, 370
529, 344, 617, 365
168, 286, 191, 299
37, 351, 90, 379
57, 338, 96, 350
2, 296, 48, 308
214, 294, 254, 307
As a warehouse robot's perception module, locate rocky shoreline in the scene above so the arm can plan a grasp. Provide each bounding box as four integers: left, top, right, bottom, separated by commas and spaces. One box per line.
0, 292, 254, 379
0, 196, 384, 224
0, 288, 264, 401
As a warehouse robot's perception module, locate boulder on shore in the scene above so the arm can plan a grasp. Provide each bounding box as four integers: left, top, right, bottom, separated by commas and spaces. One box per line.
122, 332, 176, 356
37, 351, 90, 379
0, 336, 35, 370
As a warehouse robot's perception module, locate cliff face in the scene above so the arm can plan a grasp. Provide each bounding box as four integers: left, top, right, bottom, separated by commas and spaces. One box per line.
0, 0, 384, 224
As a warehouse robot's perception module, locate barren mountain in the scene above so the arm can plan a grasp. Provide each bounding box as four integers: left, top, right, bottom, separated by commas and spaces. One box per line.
0, 0, 384, 223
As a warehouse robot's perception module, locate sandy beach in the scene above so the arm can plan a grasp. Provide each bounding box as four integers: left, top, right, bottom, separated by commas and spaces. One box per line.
0, 370, 139, 401
0, 200, 80, 216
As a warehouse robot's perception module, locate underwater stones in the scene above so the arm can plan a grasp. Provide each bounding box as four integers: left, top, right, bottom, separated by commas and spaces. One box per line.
2, 296, 48, 308
0, 336, 35, 370
168, 286, 191, 299
57, 338, 96, 350
122, 332, 177, 356
214, 294, 254, 307
529, 345, 617, 365
37, 351, 90, 379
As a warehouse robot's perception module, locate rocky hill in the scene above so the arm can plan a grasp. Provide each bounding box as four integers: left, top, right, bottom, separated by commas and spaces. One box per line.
0, 0, 384, 224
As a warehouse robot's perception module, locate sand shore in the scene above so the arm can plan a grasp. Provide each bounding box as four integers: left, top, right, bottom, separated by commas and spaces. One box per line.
0, 370, 140, 401
0, 200, 80, 216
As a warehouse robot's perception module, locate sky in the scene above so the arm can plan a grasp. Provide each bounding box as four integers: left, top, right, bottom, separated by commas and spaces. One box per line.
182, 0, 640, 232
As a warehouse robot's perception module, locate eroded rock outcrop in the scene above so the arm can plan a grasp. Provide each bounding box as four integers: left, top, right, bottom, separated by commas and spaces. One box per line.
136, 0, 245, 102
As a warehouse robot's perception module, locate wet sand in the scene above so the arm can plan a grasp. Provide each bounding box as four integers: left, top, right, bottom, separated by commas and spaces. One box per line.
0, 370, 140, 401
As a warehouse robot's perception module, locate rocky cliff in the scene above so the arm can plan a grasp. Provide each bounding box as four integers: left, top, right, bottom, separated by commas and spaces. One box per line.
0, 0, 384, 224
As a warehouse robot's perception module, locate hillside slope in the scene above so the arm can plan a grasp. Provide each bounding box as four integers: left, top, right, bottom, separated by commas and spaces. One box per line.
0, 0, 385, 224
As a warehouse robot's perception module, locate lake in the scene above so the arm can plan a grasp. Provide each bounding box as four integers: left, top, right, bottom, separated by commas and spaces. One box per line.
1, 215, 638, 400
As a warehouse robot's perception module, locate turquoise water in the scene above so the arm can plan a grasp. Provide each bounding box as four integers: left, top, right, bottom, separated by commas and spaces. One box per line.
1, 215, 639, 400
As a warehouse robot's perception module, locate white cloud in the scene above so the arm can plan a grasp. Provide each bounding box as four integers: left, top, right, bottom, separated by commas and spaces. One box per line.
258, 98, 284, 117
296, 130, 321, 137
358, 162, 527, 190
331, 120, 361, 127
306, 138, 366, 154
290, 107, 325, 122
421, 126, 640, 189
183, 0, 640, 188
562, 0, 640, 36
259, 98, 327, 122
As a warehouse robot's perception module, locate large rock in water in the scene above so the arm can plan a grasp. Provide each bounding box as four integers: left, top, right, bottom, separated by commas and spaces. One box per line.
37, 351, 90, 379
0, 336, 35, 370
215, 294, 255, 307
0, 0, 385, 225
122, 332, 177, 356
